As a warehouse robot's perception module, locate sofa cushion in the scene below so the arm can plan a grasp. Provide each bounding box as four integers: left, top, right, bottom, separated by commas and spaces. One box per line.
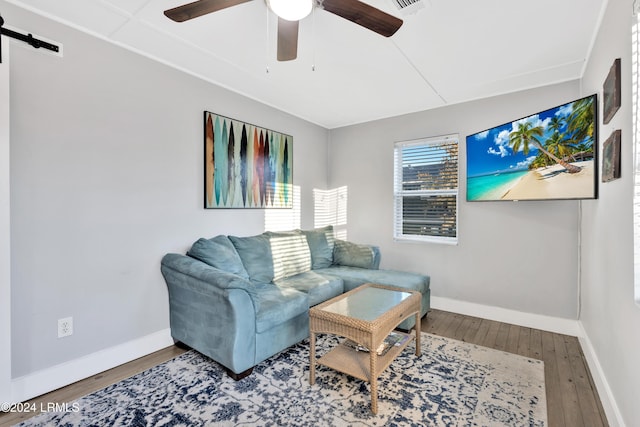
186, 236, 249, 279
274, 270, 344, 306
229, 234, 274, 283
251, 283, 309, 333
333, 239, 378, 269
316, 265, 430, 294
265, 231, 312, 281
300, 225, 335, 269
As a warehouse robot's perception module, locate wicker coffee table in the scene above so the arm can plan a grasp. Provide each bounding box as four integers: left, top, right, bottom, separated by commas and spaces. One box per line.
309, 283, 421, 414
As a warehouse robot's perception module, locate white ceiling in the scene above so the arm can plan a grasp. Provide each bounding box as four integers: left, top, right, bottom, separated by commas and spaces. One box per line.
5, 0, 606, 128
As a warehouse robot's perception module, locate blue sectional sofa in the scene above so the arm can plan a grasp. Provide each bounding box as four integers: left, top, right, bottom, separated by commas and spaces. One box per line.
160, 226, 430, 378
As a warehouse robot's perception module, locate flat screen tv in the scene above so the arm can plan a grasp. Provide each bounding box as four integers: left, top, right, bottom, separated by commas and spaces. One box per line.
466, 94, 598, 201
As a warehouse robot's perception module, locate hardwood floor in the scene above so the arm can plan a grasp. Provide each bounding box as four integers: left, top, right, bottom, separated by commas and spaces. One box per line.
423, 310, 609, 427
0, 309, 608, 427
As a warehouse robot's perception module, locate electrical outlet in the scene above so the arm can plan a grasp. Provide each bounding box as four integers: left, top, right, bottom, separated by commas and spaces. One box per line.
57, 317, 73, 338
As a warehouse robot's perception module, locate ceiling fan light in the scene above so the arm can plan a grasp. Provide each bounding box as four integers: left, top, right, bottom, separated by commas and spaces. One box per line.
267, 0, 313, 21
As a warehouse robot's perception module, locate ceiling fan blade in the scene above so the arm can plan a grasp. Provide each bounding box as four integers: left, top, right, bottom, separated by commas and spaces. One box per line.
277, 18, 298, 61
321, 0, 402, 37
164, 0, 252, 22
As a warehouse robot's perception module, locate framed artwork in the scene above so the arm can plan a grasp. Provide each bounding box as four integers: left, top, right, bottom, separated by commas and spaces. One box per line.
603, 58, 621, 125
466, 95, 598, 201
602, 129, 621, 182
204, 111, 293, 208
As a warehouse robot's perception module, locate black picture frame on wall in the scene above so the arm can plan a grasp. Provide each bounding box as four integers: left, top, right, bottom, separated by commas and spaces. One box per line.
603, 58, 621, 125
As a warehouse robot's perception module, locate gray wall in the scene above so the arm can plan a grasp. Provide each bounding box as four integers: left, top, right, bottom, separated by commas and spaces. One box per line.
5, 3, 328, 378
328, 81, 582, 320
580, 0, 640, 425
1, 33, 12, 403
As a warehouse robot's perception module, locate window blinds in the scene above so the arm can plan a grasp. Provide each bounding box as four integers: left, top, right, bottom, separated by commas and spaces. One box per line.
393, 135, 459, 243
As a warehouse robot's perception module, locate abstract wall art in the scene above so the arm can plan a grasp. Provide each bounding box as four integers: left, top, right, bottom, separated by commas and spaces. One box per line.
204, 112, 293, 209
603, 58, 621, 125
602, 129, 621, 182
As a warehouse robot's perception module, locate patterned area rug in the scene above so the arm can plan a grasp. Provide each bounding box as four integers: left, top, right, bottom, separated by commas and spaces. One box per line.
17, 333, 546, 426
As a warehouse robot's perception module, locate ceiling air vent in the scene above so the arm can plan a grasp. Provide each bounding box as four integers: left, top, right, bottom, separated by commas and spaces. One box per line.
390, 0, 426, 16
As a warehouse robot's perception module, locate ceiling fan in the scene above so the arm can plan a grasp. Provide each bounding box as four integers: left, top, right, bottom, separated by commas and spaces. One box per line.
164, 0, 403, 61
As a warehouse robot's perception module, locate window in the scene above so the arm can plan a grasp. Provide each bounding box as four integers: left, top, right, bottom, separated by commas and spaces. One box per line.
394, 134, 459, 244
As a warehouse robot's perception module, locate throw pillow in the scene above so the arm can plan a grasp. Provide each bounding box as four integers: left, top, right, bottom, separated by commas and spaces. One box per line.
300, 225, 335, 269
265, 231, 312, 281
228, 234, 275, 283
187, 236, 249, 279
333, 239, 376, 269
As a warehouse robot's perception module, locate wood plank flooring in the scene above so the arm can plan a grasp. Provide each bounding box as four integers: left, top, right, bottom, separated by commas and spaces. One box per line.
0, 309, 608, 427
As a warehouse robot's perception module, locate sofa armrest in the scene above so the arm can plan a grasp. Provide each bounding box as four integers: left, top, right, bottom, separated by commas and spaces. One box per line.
160, 253, 257, 373
333, 240, 381, 269
161, 253, 254, 291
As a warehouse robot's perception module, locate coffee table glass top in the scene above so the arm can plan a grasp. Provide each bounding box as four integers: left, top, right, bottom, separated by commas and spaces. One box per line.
319, 286, 412, 321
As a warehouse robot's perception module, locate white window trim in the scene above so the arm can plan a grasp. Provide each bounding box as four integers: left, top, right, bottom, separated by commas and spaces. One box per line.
633, 7, 640, 306
393, 134, 459, 245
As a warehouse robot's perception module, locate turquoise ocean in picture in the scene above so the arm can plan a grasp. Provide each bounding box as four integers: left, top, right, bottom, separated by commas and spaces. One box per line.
467, 170, 529, 201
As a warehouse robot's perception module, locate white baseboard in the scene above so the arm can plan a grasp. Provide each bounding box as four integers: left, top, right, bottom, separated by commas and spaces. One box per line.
430, 296, 581, 336
11, 328, 173, 403
577, 323, 625, 427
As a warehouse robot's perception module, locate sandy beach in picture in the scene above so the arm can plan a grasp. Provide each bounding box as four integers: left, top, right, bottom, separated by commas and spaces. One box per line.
501, 161, 594, 200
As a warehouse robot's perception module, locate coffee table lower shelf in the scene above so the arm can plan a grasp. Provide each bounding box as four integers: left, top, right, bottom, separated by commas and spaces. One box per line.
317, 333, 414, 382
